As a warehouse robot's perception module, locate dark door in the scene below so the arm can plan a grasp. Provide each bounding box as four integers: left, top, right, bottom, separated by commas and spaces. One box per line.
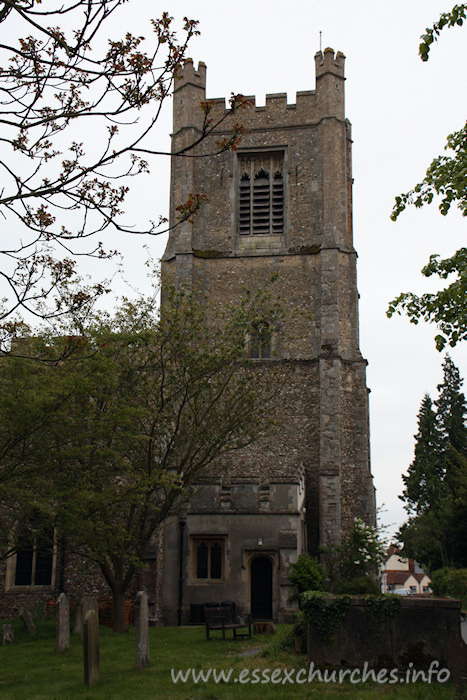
250, 556, 273, 619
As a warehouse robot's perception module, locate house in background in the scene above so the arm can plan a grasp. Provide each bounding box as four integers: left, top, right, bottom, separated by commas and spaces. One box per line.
380, 545, 431, 595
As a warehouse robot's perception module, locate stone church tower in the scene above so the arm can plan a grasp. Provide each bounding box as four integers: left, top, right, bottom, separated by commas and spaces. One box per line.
160, 49, 376, 624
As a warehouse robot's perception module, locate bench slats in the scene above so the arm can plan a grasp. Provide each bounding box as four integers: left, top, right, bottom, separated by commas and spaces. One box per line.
204, 606, 251, 640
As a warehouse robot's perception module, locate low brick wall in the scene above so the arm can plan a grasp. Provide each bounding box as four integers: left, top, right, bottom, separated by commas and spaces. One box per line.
307, 597, 466, 685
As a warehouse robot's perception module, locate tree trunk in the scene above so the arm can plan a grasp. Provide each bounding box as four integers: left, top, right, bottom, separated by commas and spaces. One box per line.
112, 588, 128, 633
99, 560, 135, 633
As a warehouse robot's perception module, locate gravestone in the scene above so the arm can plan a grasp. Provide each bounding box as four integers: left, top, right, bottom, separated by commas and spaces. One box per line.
134, 591, 150, 669
73, 596, 98, 638
2, 624, 14, 645
56, 592, 70, 654
83, 609, 99, 687
19, 608, 36, 636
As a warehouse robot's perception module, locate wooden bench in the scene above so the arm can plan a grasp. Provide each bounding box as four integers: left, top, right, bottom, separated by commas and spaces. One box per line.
204, 606, 251, 640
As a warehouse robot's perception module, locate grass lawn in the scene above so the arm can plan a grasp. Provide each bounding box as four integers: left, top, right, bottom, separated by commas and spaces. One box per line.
0, 617, 458, 699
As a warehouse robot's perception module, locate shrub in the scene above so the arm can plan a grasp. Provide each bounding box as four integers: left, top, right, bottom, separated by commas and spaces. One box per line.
321, 516, 387, 592
289, 554, 327, 597
292, 609, 307, 638
338, 517, 386, 580
335, 575, 381, 595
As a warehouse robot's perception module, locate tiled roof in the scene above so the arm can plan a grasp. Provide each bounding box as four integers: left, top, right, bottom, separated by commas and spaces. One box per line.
385, 571, 415, 586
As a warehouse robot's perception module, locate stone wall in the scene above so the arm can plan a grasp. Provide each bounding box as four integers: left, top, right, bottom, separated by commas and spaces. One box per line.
307, 597, 467, 685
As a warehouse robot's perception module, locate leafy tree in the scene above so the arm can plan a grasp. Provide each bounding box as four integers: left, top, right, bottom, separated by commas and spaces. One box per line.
0, 345, 69, 558
418, 4, 467, 61
388, 5, 467, 351
0, 2, 250, 338
387, 248, 467, 351
430, 567, 467, 607
398, 510, 450, 571
398, 356, 467, 569
1, 282, 281, 631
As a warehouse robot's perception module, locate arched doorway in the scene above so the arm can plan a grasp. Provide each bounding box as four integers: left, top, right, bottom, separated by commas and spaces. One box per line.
250, 556, 273, 619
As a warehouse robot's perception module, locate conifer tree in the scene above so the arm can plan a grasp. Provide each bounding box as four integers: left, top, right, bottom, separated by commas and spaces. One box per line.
401, 394, 443, 514
398, 356, 467, 569
435, 355, 467, 455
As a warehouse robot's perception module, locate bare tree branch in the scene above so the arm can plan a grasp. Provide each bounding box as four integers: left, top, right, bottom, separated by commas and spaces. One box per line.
0, 2, 252, 334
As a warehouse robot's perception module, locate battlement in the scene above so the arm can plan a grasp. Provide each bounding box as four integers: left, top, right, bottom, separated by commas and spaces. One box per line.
314, 48, 345, 79
174, 58, 206, 92
229, 90, 317, 112
173, 50, 345, 131
175, 60, 318, 112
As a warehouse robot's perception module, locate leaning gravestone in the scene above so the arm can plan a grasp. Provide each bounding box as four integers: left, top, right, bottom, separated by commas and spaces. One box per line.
73, 596, 99, 639
134, 591, 150, 669
19, 608, 36, 636
2, 624, 14, 645
56, 592, 70, 654
83, 609, 99, 687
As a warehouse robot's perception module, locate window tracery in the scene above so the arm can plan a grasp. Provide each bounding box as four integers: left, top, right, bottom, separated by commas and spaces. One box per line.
238, 153, 284, 235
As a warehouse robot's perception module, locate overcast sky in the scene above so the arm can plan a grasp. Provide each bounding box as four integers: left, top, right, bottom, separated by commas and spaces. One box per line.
15, 1, 465, 540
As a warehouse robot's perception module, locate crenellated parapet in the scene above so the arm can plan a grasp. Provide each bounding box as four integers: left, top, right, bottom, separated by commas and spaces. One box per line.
174, 57, 206, 92
172, 51, 347, 136
314, 47, 345, 80
314, 48, 345, 120
172, 59, 206, 134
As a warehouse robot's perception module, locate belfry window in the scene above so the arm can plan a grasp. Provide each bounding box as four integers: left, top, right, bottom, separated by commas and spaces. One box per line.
238, 153, 284, 235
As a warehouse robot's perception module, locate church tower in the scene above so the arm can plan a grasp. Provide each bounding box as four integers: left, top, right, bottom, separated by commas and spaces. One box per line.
160, 49, 376, 624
